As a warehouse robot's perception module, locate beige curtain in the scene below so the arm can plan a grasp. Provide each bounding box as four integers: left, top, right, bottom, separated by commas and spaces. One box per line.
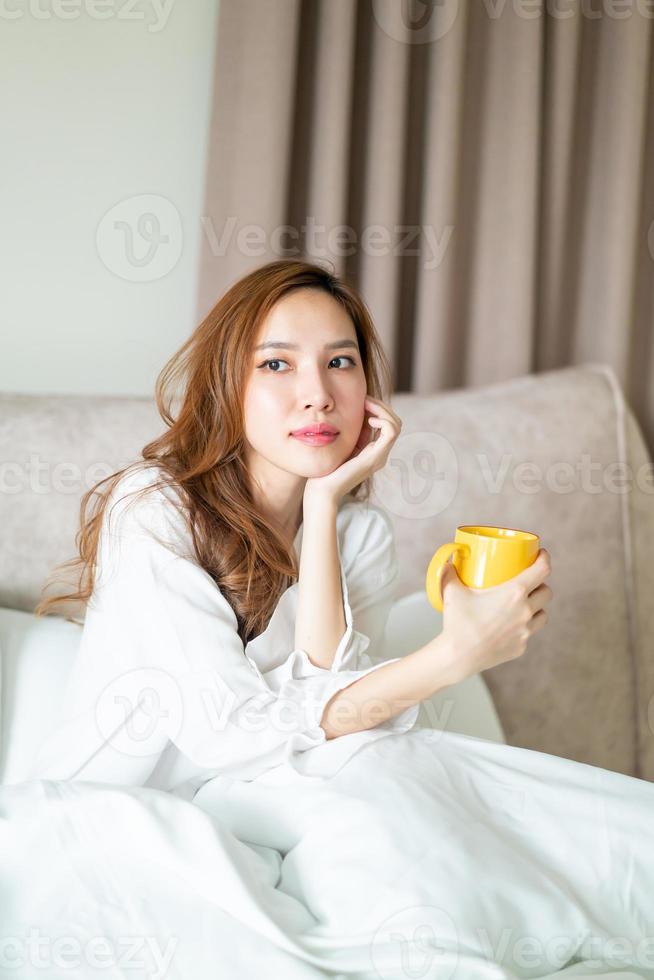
197, 0, 654, 454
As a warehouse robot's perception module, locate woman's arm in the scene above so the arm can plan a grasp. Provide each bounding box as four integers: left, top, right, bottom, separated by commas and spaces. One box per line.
320, 548, 554, 740
29, 472, 420, 787
319, 631, 459, 740
294, 394, 403, 671
294, 494, 346, 670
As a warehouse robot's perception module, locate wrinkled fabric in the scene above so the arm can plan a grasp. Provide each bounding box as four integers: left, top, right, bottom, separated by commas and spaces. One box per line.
3, 726, 654, 979
28, 464, 419, 797
12, 464, 654, 979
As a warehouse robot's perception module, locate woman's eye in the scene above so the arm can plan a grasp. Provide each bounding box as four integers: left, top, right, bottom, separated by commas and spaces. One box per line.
258, 355, 356, 373
259, 358, 290, 373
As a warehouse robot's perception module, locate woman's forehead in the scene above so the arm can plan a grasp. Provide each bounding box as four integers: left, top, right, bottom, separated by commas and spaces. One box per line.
256, 290, 357, 344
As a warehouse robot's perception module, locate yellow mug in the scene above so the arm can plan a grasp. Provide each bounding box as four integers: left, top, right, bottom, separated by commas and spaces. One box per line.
425, 525, 540, 613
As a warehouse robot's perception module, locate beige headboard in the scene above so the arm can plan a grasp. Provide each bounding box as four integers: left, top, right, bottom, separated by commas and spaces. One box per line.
1, 363, 652, 781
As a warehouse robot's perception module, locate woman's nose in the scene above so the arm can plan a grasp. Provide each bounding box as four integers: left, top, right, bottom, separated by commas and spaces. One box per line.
300, 374, 334, 410
303, 394, 332, 410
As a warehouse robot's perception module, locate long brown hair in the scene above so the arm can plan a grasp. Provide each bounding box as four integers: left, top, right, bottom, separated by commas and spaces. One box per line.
35, 258, 393, 645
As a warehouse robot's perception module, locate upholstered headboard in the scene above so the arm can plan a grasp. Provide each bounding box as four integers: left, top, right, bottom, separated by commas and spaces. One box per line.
1, 363, 652, 780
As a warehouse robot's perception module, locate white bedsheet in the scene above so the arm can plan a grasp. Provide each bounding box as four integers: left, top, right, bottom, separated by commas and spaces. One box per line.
3, 725, 653, 980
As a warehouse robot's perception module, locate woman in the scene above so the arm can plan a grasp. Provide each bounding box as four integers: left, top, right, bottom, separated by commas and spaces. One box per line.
24, 258, 654, 979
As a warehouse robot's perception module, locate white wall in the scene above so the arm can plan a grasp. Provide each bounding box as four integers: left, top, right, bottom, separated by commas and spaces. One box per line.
0, 0, 218, 396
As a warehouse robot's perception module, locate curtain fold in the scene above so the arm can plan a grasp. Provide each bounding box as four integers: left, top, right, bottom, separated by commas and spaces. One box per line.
198, 0, 654, 454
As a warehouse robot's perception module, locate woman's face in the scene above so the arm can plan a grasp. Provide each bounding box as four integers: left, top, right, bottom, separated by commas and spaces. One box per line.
243, 288, 368, 482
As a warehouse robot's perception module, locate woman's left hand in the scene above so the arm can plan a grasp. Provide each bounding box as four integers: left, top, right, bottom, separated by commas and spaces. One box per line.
304, 396, 402, 505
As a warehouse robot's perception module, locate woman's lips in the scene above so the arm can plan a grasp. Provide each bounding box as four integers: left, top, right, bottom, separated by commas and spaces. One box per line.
291, 432, 339, 446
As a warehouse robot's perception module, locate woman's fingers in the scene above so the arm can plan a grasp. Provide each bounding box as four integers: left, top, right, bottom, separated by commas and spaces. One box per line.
361, 413, 401, 471
528, 608, 548, 634
363, 397, 400, 437
364, 395, 402, 429
514, 549, 551, 594
366, 415, 396, 449
526, 583, 553, 615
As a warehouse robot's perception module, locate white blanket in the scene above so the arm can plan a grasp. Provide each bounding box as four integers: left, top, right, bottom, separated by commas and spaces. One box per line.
2, 726, 653, 980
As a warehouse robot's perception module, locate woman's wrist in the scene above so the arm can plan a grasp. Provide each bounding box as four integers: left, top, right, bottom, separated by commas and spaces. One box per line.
419, 630, 467, 693
295, 489, 344, 668
320, 632, 462, 740
302, 485, 339, 515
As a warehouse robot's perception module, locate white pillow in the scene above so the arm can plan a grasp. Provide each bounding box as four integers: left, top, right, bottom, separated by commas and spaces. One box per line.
0, 607, 82, 784
376, 590, 506, 744
0, 593, 505, 786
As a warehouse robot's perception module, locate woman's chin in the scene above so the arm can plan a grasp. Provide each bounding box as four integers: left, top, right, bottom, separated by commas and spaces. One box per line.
298, 463, 341, 479
288, 441, 352, 472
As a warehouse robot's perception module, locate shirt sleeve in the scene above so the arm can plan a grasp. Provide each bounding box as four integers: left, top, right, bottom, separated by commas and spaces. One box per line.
28, 479, 415, 788
327, 502, 401, 674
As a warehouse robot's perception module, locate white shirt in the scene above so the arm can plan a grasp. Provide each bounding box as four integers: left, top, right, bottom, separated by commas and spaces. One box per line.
29, 465, 419, 799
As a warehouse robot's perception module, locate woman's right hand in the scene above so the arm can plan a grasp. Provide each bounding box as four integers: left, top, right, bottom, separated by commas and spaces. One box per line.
437, 548, 553, 684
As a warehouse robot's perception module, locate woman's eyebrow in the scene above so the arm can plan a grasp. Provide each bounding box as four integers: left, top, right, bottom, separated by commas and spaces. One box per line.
255, 339, 358, 351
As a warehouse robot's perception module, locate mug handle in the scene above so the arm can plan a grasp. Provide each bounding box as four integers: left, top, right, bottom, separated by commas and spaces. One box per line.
425, 542, 467, 613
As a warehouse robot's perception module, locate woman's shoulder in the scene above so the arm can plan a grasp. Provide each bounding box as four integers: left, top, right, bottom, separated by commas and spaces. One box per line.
335, 499, 399, 591
338, 496, 395, 532
103, 462, 191, 551
336, 497, 397, 564
106, 462, 183, 510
